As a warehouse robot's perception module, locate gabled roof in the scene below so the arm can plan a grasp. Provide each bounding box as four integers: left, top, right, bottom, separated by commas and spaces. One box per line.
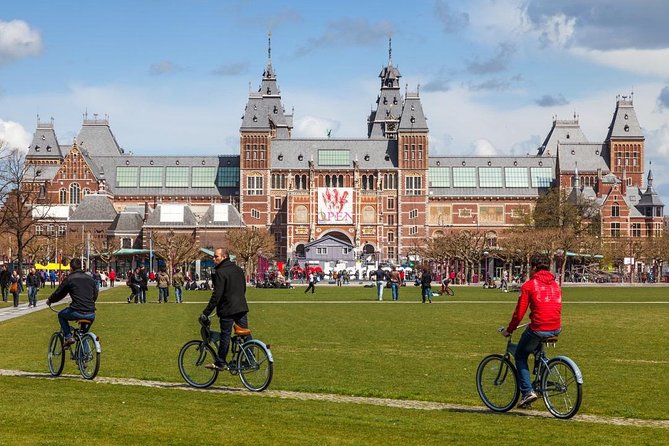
305, 234, 353, 249
69, 194, 118, 222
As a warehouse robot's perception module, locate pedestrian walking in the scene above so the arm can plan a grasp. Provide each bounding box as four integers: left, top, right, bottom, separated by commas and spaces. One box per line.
304, 272, 316, 294
372, 266, 386, 301
389, 267, 401, 301
0, 264, 9, 302
9, 270, 20, 307
157, 268, 170, 303
173, 268, 185, 303
26, 267, 41, 307
420, 268, 433, 304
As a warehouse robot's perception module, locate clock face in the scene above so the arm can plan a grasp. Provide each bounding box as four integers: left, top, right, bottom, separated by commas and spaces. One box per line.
387, 123, 395, 131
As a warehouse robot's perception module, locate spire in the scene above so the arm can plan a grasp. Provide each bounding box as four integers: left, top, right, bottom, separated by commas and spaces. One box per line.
267, 31, 272, 63
647, 161, 653, 187
388, 37, 392, 66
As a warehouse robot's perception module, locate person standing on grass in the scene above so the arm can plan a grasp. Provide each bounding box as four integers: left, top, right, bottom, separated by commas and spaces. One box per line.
389, 267, 401, 301
501, 254, 562, 408
49, 270, 57, 288
201, 248, 250, 370
372, 266, 386, 301
304, 271, 316, 294
173, 268, 185, 303
109, 269, 116, 287
9, 270, 21, 307
137, 265, 148, 304
157, 268, 170, 303
420, 268, 433, 304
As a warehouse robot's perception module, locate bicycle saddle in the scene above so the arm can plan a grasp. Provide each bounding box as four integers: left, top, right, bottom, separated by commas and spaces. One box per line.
77, 319, 93, 325
233, 324, 251, 336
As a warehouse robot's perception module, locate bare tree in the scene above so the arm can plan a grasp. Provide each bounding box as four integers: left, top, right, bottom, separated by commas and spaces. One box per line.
152, 229, 201, 279
0, 145, 53, 275
90, 236, 120, 270
225, 227, 276, 279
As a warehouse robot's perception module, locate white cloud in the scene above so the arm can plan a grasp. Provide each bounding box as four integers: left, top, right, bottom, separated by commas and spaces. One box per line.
570, 47, 669, 78
0, 119, 31, 152
294, 115, 340, 138
472, 138, 497, 156
0, 20, 42, 64
537, 13, 576, 48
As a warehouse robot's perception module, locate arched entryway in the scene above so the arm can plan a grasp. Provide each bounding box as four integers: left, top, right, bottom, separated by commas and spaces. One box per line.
322, 230, 352, 245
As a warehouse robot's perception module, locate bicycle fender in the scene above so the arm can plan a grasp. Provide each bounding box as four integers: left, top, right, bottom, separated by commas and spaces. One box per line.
245, 339, 273, 363
552, 356, 583, 384
86, 332, 102, 353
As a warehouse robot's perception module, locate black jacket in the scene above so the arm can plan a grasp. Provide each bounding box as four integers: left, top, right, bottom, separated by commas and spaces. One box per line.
47, 269, 98, 314
203, 258, 248, 318
26, 272, 41, 287
421, 272, 433, 288
0, 269, 9, 286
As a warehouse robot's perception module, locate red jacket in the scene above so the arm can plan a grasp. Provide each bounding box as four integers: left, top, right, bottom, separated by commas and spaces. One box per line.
507, 269, 561, 333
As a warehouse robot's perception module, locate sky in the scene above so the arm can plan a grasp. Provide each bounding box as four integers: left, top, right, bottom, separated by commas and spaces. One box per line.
1, 0, 669, 205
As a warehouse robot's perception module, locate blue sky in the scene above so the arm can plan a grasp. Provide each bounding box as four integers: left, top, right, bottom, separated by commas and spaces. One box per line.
1, 0, 669, 204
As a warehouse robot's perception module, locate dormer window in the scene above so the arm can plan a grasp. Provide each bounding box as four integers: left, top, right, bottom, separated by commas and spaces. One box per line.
383, 97, 387, 104
273, 106, 278, 114
253, 115, 258, 122
410, 116, 416, 124
364, 154, 370, 161
298, 154, 304, 161
35, 145, 40, 152
624, 125, 630, 132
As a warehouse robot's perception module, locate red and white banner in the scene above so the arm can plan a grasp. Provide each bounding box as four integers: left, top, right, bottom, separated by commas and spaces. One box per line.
317, 187, 353, 224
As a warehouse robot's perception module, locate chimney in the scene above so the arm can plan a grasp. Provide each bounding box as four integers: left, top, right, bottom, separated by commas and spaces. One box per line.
144, 202, 149, 222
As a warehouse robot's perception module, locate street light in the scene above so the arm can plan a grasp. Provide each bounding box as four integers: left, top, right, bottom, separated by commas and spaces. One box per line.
483, 250, 489, 287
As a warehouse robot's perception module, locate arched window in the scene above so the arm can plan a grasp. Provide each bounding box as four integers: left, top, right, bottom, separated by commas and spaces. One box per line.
612, 203, 620, 218
59, 188, 67, 204
69, 183, 81, 204
362, 206, 375, 224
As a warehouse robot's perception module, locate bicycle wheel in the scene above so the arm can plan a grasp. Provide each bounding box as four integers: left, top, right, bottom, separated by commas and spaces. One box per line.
178, 340, 218, 388
476, 354, 519, 412
47, 332, 65, 377
541, 357, 582, 419
238, 340, 273, 392
77, 333, 100, 380
444, 287, 455, 296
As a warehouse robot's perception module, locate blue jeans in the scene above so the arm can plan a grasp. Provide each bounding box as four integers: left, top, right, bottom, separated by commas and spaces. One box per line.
174, 286, 183, 303
139, 288, 146, 303
158, 287, 169, 303
58, 307, 96, 339
390, 282, 399, 300
216, 312, 250, 365
27, 286, 38, 306
421, 286, 432, 302
515, 327, 562, 395
376, 281, 384, 300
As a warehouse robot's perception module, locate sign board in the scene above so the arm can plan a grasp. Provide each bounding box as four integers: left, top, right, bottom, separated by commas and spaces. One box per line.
623, 257, 634, 265
317, 187, 353, 224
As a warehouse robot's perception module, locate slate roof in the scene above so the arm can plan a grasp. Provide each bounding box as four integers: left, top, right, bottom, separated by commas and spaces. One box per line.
75, 118, 124, 158
557, 143, 610, 173
143, 204, 199, 227
26, 120, 63, 160
537, 118, 588, 156
270, 139, 398, 170
92, 154, 239, 197
428, 156, 556, 198
68, 194, 118, 222
606, 96, 644, 140
398, 92, 428, 131
109, 212, 144, 233
199, 203, 245, 227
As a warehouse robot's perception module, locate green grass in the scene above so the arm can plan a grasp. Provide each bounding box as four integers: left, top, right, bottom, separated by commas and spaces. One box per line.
0, 284, 668, 445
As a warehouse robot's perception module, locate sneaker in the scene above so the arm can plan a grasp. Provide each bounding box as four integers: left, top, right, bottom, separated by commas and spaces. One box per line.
518, 391, 538, 407
63, 337, 76, 348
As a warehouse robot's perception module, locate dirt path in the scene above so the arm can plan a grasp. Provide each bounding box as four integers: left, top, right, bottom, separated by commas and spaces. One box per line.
1, 368, 666, 429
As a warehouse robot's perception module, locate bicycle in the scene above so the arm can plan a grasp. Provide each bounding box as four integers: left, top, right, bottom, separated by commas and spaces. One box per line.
440, 283, 455, 296
476, 323, 583, 419
178, 316, 273, 392
47, 303, 101, 380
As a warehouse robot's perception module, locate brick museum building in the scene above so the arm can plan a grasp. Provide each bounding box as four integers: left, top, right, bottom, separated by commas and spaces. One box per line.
22, 41, 664, 276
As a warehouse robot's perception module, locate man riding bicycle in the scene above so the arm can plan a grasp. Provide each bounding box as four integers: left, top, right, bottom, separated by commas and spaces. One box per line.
501, 254, 561, 407
46, 258, 98, 347
201, 248, 249, 371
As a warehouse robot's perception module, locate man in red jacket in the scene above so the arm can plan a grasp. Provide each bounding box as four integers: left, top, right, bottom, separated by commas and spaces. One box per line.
501, 254, 562, 407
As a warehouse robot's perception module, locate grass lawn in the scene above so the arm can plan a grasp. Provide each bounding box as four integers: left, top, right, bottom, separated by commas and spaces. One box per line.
0, 284, 667, 445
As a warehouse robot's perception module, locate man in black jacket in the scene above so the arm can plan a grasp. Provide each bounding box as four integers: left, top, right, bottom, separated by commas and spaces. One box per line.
46, 258, 98, 347
0, 264, 9, 302
201, 248, 249, 370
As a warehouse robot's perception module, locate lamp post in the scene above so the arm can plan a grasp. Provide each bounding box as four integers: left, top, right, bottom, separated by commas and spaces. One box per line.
483, 250, 489, 287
